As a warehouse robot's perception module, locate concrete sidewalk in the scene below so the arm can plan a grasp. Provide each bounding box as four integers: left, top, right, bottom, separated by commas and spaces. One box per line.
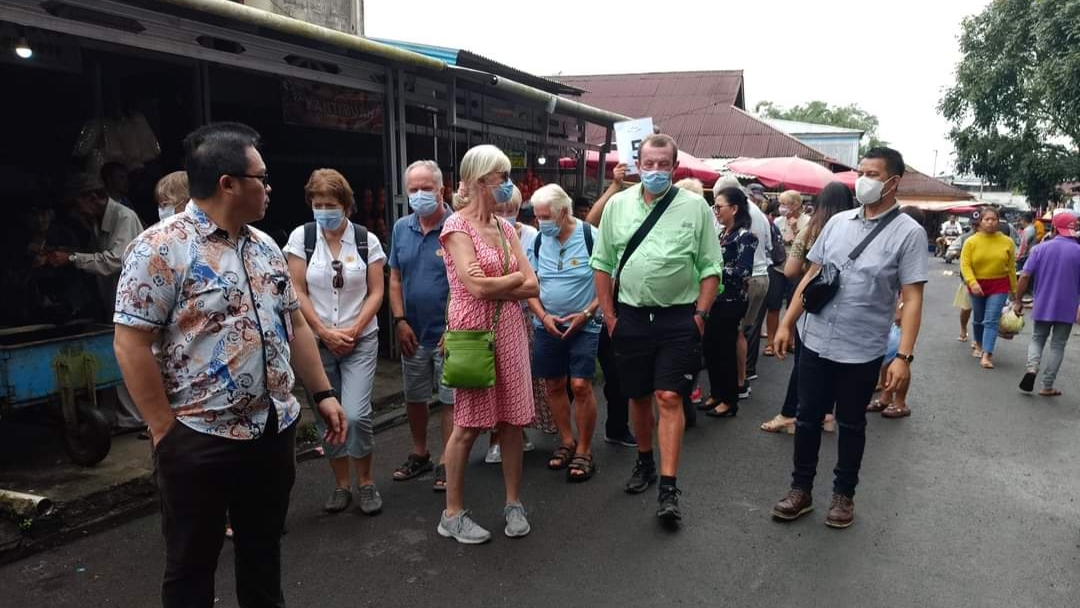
0, 356, 408, 564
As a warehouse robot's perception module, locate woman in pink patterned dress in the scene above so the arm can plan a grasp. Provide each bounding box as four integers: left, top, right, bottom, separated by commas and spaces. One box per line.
437, 144, 538, 544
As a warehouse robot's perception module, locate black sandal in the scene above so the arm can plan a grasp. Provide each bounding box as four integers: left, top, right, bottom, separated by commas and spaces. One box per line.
566, 454, 596, 482
547, 442, 577, 470
696, 397, 719, 412
393, 453, 434, 481
432, 464, 447, 492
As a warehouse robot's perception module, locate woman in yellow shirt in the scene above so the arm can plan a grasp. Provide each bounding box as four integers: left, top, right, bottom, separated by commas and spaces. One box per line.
959, 207, 1017, 369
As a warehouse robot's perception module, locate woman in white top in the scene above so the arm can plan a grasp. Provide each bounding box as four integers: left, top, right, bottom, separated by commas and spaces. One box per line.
285, 169, 386, 515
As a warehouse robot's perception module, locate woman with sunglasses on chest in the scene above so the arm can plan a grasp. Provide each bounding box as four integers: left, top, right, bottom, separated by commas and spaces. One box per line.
700, 187, 758, 418
285, 169, 387, 515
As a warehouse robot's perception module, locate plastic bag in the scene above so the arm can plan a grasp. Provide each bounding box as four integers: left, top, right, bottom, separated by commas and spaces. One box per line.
884, 324, 901, 362
998, 306, 1025, 339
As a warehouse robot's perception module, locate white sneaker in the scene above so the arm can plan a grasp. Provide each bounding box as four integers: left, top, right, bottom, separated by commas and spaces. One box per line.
438, 510, 492, 545
485, 444, 502, 464
523, 438, 536, 452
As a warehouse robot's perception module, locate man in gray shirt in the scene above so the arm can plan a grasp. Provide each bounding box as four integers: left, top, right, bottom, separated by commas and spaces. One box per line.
770, 147, 927, 529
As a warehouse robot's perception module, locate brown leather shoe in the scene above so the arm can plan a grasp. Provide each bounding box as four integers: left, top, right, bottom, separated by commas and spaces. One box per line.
771, 489, 813, 521
825, 494, 855, 528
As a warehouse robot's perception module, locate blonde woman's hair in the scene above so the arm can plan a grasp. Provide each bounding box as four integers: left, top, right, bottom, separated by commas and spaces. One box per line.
674, 178, 704, 196
453, 144, 512, 210
154, 171, 189, 207
530, 184, 573, 217
779, 190, 803, 206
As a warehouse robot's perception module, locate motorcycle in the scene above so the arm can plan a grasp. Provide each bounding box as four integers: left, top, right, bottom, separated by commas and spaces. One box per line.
943, 235, 962, 264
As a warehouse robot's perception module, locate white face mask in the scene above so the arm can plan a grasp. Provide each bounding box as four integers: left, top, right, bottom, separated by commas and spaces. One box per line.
158, 206, 176, 222
855, 176, 894, 205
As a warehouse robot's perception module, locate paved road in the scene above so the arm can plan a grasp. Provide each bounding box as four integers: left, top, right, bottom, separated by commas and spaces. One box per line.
3, 261, 1078, 608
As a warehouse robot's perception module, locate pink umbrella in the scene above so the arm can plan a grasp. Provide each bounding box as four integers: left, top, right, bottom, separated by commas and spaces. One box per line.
559, 150, 720, 187
726, 157, 839, 194
833, 170, 858, 189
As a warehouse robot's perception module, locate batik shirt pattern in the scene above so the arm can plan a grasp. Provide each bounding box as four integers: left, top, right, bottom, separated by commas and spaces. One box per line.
114, 202, 301, 440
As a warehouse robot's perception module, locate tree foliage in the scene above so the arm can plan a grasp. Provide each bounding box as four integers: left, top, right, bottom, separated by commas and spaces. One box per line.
940, 0, 1080, 206
754, 100, 887, 155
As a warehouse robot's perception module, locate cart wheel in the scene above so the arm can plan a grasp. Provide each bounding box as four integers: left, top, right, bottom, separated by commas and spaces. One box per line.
62, 400, 112, 467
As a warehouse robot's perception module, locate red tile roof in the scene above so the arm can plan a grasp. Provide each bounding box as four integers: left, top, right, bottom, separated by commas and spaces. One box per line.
554, 71, 836, 163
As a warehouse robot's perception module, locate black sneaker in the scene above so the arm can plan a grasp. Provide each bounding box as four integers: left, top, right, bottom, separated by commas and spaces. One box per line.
624, 460, 657, 494
604, 431, 639, 447
656, 485, 683, 524
738, 385, 752, 399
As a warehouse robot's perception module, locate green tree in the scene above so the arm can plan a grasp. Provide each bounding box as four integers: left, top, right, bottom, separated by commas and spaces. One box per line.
940, 0, 1080, 206
754, 100, 888, 155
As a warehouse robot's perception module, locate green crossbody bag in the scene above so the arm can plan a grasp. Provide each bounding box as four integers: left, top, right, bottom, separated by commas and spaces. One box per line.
440, 220, 510, 389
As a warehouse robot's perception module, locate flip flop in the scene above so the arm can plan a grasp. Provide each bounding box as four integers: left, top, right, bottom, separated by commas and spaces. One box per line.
1039, 389, 1062, 397
867, 399, 891, 413
881, 404, 911, 418
1019, 372, 1036, 393
763, 346, 776, 357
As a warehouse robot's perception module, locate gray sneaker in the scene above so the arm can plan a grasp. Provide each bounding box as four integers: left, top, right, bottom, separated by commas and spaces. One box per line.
504, 502, 531, 538
437, 510, 492, 544
323, 487, 352, 513
357, 484, 383, 515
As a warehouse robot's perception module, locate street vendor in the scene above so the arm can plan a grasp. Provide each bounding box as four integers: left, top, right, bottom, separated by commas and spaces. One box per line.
43, 172, 145, 431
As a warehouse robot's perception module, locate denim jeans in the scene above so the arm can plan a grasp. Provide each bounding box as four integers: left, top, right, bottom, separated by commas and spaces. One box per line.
970, 292, 1009, 354
791, 347, 882, 498
1027, 321, 1073, 390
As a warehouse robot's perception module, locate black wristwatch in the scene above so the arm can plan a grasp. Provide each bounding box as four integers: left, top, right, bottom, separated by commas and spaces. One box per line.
695, 309, 710, 321
392, 316, 407, 326
312, 389, 337, 404
895, 352, 915, 363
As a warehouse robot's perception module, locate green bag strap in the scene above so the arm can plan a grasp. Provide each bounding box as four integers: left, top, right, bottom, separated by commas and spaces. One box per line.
444, 217, 512, 335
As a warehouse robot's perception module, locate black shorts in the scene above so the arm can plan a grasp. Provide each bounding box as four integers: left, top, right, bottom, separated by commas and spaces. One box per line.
612, 303, 702, 399
765, 266, 790, 312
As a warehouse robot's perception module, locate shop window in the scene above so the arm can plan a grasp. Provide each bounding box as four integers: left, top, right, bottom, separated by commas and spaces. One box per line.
41, 2, 145, 33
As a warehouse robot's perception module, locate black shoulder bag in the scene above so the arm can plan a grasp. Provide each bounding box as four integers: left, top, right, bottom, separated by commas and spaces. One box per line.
613, 187, 680, 304
802, 208, 900, 314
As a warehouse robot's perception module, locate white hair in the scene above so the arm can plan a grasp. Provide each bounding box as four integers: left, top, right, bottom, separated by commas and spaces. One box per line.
403, 160, 443, 188
674, 178, 704, 196
530, 184, 572, 217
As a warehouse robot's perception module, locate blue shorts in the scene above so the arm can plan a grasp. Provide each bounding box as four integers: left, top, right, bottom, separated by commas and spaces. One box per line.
532, 327, 600, 379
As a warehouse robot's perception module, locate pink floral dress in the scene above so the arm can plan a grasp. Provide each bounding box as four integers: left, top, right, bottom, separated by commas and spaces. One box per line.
440, 215, 535, 429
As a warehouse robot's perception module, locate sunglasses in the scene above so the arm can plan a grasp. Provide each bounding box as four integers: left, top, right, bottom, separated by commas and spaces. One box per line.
557, 247, 568, 271
331, 260, 344, 289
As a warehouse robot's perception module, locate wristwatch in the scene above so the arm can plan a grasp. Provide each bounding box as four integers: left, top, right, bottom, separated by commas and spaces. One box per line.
68, 253, 78, 263
695, 309, 710, 321
392, 316, 407, 326
895, 352, 915, 363
312, 389, 337, 404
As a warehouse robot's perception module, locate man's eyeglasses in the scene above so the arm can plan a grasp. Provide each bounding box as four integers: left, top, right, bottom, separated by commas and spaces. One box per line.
331, 260, 344, 289
229, 173, 271, 187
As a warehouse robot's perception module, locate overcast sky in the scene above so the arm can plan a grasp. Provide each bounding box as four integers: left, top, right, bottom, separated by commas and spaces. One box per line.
365, 0, 992, 176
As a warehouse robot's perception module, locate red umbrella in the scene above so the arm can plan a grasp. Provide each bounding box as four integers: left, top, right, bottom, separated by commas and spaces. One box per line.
726, 157, 839, 194
833, 170, 858, 189
559, 150, 720, 187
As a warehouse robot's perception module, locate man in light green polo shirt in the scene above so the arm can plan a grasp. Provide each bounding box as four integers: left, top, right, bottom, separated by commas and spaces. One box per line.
591, 133, 723, 526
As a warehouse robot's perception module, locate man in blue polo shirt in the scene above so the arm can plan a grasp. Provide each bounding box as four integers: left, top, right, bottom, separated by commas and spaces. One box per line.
389, 160, 454, 491
527, 184, 602, 482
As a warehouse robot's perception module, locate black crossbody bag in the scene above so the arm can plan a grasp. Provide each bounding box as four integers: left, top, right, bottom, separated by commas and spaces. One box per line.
802, 208, 901, 314
613, 187, 680, 305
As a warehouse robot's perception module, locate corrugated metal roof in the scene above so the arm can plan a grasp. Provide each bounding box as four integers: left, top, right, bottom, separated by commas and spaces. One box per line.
897, 169, 975, 200
371, 38, 583, 95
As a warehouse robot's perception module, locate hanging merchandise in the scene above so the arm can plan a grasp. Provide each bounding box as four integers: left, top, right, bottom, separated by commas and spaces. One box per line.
71, 110, 161, 171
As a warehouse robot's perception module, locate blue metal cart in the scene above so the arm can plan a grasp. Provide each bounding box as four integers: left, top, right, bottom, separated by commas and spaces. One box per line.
0, 323, 120, 466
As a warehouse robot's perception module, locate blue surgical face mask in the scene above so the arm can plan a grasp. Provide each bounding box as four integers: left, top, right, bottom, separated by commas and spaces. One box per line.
313, 208, 345, 231
408, 190, 439, 217
492, 179, 514, 204
640, 170, 672, 195
158, 206, 176, 222
538, 219, 560, 237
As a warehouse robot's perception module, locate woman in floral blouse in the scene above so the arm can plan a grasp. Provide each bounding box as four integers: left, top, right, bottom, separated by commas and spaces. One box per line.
701, 186, 758, 418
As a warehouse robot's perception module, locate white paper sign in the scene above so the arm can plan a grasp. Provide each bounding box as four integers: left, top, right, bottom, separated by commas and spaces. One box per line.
614, 117, 654, 176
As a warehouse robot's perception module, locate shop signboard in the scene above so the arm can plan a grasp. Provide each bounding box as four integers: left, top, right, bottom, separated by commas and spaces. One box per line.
507, 150, 527, 170
614, 117, 654, 176
281, 78, 383, 134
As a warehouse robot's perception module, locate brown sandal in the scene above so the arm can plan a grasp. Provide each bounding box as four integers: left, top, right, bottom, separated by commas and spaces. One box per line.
566, 454, 596, 482
867, 399, 891, 413
547, 442, 576, 470
881, 404, 911, 418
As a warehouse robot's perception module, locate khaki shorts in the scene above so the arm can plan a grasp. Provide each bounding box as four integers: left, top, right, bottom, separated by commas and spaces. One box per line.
741, 275, 770, 328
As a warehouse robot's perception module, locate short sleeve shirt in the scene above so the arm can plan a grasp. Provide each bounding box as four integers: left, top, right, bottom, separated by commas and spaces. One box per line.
1023, 237, 1080, 324
113, 202, 301, 440
527, 220, 601, 333
800, 206, 928, 364
387, 208, 452, 347
590, 184, 723, 308
283, 222, 386, 338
